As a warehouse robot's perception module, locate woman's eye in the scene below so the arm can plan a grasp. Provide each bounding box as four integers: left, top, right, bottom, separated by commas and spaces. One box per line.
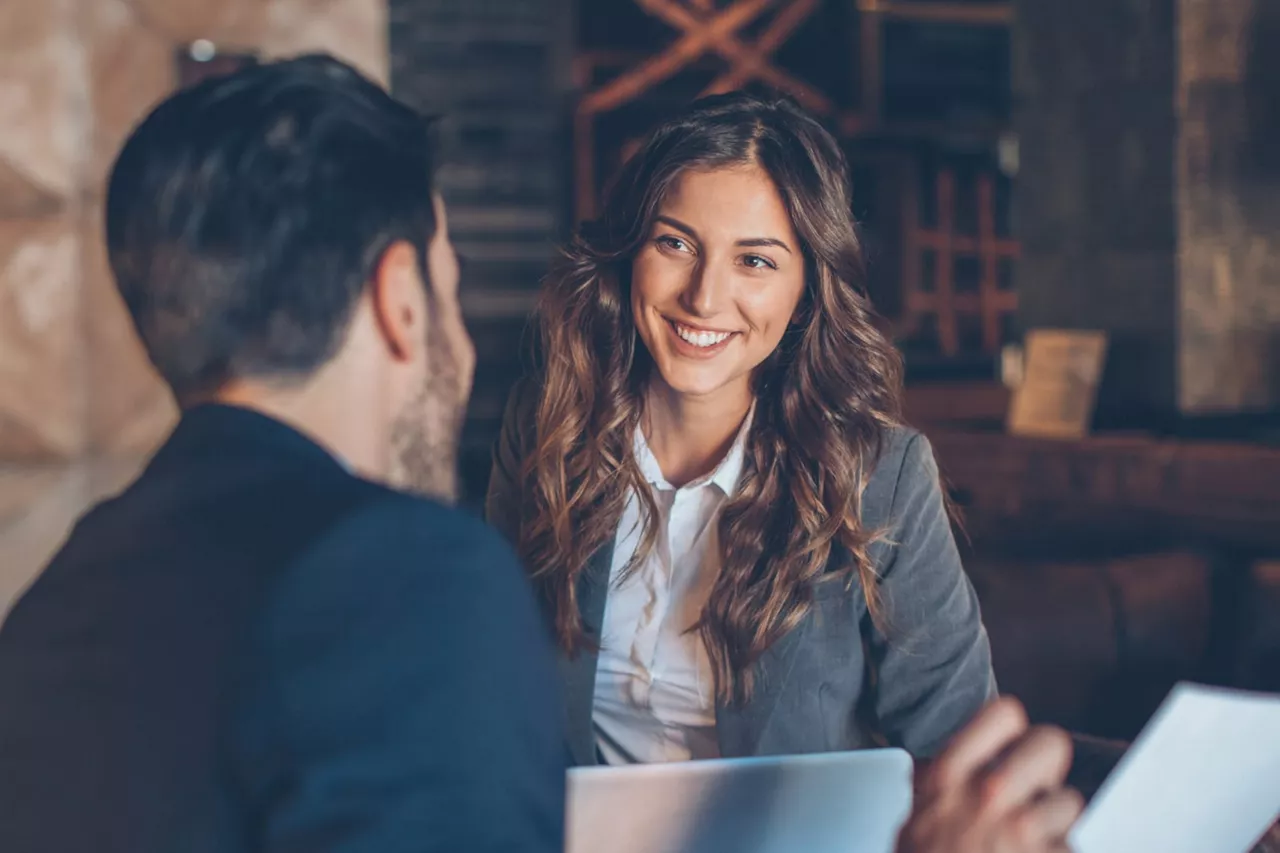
656, 235, 691, 253
742, 254, 777, 270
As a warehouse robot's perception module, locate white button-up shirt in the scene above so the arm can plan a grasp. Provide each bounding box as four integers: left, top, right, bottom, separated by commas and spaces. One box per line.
592, 411, 752, 765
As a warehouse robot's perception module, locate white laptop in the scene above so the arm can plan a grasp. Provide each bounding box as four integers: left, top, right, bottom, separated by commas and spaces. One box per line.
565, 748, 913, 853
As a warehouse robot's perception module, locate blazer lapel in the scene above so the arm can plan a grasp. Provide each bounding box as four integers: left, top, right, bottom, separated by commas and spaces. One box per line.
562, 540, 820, 761
715, 614, 813, 757
560, 542, 613, 766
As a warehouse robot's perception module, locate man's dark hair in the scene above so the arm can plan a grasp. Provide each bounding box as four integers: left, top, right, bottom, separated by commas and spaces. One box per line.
105, 54, 438, 401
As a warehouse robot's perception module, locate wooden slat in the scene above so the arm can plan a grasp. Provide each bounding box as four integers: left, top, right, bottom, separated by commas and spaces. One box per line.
902, 166, 1019, 357
913, 232, 1020, 257
906, 291, 1017, 313
577, 0, 774, 115
935, 169, 958, 354
899, 161, 923, 339
977, 175, 1004, 352
904, 381, 1010, 427
640, 0, 833, 114
574, 110, 596, 221
702, 0, 820, 96
573, 0, 838, 220
859, 1, 884, 123
857, 0, 1014, 26
928, 428, 1280, 552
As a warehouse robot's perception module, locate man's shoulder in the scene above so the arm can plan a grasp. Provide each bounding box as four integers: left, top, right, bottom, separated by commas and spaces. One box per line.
29, 470, 512, 615
256, 489, 544, 688
316, 487, 511, 565
280, 484, 529, 616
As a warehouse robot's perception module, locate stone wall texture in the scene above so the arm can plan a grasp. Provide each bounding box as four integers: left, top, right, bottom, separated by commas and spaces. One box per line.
1177, 0, 1280, 412
1013, 0, 1179, 426
1016, 0, 1280, 421
0, 0, 387, 617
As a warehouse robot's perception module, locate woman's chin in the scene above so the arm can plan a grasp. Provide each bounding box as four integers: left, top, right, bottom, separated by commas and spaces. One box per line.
652, 361, 740, 400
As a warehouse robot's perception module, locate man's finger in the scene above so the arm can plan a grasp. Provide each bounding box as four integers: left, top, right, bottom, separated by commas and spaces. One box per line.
979, 726, 1074, 816
930, 698, 1029, 792
1009, 787, 1086, 847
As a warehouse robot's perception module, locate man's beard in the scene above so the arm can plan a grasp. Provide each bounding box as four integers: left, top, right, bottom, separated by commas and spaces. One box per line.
388, 337, 466, 504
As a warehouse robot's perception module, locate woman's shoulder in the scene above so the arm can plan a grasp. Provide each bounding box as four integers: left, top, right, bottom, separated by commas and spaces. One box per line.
861, 424, 941, 522
499, 373, 548, 439
495, 373, 551, 471
869, 423, 931, 478
503, 374, 542, 421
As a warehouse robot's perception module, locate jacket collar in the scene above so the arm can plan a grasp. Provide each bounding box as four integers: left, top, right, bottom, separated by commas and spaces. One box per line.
147, 403, 349, 477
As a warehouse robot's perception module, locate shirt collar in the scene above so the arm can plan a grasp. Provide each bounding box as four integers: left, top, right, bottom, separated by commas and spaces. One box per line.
633, 405, 754, 496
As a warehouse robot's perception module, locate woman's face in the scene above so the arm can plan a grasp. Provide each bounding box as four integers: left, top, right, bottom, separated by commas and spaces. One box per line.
630, 164, 807, 401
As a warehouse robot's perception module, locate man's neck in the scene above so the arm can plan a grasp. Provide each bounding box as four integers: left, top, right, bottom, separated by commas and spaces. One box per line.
210, 377, 388, 482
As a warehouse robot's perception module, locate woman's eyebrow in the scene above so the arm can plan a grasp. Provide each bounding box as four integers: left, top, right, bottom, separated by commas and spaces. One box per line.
735, 237, 792, 254
656, 215, 793, 254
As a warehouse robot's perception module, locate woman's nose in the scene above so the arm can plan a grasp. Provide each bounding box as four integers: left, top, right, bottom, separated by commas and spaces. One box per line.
680, 259, 729, 317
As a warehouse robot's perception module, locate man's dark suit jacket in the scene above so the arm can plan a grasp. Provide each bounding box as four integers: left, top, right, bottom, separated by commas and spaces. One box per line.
0, 404, 565, 853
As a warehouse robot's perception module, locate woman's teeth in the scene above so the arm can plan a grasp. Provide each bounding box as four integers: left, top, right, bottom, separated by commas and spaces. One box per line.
674, 322, 731, 348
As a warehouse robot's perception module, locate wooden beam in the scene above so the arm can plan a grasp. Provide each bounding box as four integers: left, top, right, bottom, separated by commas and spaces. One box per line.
913, 232, 1020, 257
899, 160, 922, 339
906, 290, 1017, 312
927, 428, 1280, 553
934, 169, 958, 355
578, 0, 774, 115
702, 0, 819, 96
857, 0, 1013, 26
574, 111, 596, 221
642, 0, 834, 114
859, 3, 883, 123
904, 381, 1010, 428
977, 175, 1006, 352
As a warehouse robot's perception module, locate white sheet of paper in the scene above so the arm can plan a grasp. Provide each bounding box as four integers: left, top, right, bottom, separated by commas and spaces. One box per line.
1070, 682, 1280, 853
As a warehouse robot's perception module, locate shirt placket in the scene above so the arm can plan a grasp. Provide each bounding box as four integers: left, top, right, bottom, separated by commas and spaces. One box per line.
627, 488, 674, 710
657, 486, 701, 760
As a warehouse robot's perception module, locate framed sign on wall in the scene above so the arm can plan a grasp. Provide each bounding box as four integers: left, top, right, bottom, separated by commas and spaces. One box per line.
1007, 329, 1109, 440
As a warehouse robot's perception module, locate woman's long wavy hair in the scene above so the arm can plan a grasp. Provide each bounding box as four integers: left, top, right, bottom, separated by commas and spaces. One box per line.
517, 91, 904, 705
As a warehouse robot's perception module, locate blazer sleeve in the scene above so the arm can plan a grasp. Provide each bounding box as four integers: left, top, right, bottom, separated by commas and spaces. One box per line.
867, 432, 998, 759
485, 378, 536, 548
239, 496, 566, 853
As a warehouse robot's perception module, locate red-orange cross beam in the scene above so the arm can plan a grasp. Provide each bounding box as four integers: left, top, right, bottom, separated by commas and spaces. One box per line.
579, 0, 830, 118
699, 0, 821, 98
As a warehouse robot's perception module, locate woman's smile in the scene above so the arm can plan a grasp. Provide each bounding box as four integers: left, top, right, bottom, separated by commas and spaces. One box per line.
664, 316, 739, 358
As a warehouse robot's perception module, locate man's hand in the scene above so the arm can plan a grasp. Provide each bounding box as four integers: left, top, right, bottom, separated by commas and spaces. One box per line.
897, 698, 1084, 853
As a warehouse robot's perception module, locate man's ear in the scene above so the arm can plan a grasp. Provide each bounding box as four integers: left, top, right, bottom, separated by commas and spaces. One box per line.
369, 240, 426, 363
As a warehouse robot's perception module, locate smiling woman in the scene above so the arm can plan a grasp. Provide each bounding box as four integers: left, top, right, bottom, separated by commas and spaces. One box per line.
487, 91, 997, 770
632, 168, 806, 402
